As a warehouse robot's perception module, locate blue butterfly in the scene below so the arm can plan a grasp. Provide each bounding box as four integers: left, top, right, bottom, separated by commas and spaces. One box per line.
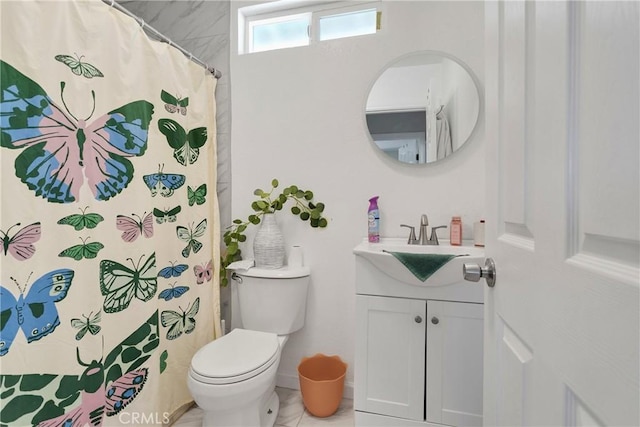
143, 165, 185, 197
0, 269, 74, 356
158, 283, 190, 301
157, 262, 189, 278
0, 60, 153, 203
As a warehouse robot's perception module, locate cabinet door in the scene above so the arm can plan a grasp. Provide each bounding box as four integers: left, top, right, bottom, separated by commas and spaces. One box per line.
426, 300, 484, 426
355, 295, 426, 421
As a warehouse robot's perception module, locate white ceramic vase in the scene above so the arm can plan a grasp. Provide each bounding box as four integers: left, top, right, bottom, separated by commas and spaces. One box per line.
253, 213, 285, 268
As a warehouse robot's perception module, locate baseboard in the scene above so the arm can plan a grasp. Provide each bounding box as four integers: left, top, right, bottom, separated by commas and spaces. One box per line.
166, 401, 195, 426
276, 373, 354, 400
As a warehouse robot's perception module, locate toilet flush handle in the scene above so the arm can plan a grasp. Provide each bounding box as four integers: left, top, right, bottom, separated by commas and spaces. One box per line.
231, 272, 243, 284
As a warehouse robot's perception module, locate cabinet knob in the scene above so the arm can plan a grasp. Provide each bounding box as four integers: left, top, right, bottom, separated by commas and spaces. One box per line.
431, 317, 439, 325
414, 316, 423, 323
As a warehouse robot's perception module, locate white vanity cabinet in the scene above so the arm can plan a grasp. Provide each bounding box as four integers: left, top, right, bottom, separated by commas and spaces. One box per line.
354, 239, 485, 427
355, 296, 483, 427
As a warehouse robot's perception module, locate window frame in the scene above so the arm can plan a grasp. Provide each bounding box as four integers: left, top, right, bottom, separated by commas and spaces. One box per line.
239, 1, 383, 55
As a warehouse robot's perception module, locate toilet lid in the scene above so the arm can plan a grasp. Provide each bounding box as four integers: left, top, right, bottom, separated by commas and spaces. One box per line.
190, 329, 279, 385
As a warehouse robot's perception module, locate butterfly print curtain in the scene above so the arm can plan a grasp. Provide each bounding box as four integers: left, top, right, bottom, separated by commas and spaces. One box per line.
0, 1, 221, 425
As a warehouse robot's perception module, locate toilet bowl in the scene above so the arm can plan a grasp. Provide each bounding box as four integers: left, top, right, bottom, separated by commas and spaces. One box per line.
187, 266, 310, 427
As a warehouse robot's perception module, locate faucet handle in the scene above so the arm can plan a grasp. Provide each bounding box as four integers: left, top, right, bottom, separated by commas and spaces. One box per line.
429, 225, 448, 245
400, 224, 418, 245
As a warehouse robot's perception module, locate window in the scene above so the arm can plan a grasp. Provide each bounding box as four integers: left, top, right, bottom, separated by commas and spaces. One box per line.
317, 7, 378, 41
249, 13, 311, 53
239, 1, 382, 54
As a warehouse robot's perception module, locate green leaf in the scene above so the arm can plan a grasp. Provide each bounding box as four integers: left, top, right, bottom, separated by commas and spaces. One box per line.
237, 224, 247, 232
271, 178, 279, 188
253, 188, 263, 196
249, 215, 260, 224
251, 201, 260, 211
304, 190, 313, 200
309, 202, 316, 209
311, 210, 321, 219
310, 218, 319, 227
283, 187, 291, 196
233, 219, 243, 224
291, 206, 301, 215
290, 185, 299, 193
319, 218, 328, 227
278, 194, 287, 204
227, 242, 238, 255
256, 200, 268, 210
238, 235, 247, 242
296, 190, 305, 198
300, 212, 310, 221
316, 202, 325, 212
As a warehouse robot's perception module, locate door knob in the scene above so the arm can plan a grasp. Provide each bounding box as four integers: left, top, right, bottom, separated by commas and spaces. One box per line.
463, 258, 496, 287
431, 317, 439, 325
415, 316, 423, 324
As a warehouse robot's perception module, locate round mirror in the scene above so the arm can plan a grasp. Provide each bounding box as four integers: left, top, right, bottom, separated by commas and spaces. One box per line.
365, 52, 480, 164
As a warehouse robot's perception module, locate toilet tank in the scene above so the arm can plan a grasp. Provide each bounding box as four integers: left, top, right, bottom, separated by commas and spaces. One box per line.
234, 266, 310, 335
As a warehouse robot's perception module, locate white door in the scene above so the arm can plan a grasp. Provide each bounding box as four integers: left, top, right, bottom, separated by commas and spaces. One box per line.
484, 1, 639, 426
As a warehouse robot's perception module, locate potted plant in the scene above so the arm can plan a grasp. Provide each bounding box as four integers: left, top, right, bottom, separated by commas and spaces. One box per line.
220, 179, 328, 286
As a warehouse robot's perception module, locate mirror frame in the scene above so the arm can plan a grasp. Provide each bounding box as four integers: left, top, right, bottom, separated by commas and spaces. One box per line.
364, 50, 482, 166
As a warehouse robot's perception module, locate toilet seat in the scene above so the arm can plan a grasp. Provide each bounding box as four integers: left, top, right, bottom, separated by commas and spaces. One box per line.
190, 329, 280, 385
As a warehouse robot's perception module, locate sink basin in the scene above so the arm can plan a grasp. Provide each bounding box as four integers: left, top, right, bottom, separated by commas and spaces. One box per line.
353, 238, 484, 286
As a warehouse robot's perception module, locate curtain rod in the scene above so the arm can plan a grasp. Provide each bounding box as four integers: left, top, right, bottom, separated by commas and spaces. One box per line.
102, 0, 222, 79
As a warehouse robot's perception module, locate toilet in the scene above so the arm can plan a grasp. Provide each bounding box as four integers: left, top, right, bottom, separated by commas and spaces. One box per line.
187, 265, 310, 427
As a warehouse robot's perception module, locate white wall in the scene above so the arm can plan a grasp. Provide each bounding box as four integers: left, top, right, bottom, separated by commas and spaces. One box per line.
230, 1, 485, 394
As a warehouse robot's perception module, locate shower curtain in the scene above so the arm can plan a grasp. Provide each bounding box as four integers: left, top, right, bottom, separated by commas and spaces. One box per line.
0, 0, 220, 425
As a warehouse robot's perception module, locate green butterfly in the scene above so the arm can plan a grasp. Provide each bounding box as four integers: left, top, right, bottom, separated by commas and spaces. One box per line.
58, 237, 105, 260
158, 118, 207, 166
188, 184, 207, 206
70, 310, 101, 340
161, 297, 200, 340
57, 207, 105, 230
176, 219, 207, 258
161, 90, 189, 115
100, 253, 157, 313
55, 53, 104, 78
153, 205, 182, 224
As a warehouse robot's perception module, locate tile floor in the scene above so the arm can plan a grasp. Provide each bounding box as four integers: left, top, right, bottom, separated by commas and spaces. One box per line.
173, 387, 354, 427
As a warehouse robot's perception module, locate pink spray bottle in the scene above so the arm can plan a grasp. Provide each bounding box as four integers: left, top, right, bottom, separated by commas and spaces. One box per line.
368, 196, 380, 243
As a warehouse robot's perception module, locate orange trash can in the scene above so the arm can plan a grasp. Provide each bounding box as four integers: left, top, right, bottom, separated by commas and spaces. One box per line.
297, 354, 347, 418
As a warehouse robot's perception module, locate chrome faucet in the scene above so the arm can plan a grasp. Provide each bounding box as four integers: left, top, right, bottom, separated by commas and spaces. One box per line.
401, 215, 448, 245
418, 214, 430, 245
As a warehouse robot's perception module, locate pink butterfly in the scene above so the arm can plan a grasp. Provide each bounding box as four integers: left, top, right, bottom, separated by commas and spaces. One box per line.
38, 363, 148, 426
1, 60, 154, 204
1, 222, 41, 260
194, 260, 213, 284
116, 212, 153, 242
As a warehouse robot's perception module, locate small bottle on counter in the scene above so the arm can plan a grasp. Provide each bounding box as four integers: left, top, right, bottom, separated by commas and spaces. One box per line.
450, 216, 462, 246
474, 220, 485, 247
